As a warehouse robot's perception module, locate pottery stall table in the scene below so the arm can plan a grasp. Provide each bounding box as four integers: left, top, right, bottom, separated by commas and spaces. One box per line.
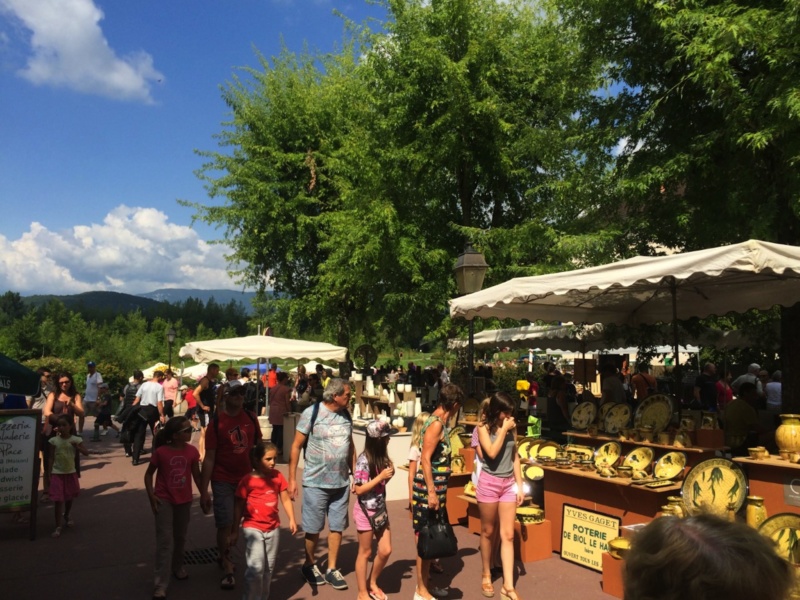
732, 456, 800, 516
566, 431, 721, 468
538, 463, 681, 552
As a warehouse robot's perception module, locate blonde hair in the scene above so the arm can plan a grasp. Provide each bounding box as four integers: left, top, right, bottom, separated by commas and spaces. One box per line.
410, 412, 430, 449
478, 397, 491, 425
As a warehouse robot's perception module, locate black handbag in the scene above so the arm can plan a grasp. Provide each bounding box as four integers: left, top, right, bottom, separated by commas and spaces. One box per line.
416, 509, 458, 559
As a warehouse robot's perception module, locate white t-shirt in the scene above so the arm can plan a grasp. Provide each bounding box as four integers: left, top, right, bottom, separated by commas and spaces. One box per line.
136, 380, 165, 408
765, 381, 782, 410
84, 371, 103, 403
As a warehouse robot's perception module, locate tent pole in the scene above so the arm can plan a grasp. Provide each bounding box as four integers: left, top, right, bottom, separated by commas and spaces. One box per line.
670, 277, 681, 400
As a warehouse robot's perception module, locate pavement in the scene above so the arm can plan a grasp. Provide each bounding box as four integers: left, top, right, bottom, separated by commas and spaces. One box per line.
1, 417, 616, 600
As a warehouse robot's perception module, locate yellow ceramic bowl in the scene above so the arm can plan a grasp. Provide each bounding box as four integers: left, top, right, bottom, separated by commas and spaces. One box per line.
608, 537, 631, 560
748, 447, 767, 460
616, 466, 633, 479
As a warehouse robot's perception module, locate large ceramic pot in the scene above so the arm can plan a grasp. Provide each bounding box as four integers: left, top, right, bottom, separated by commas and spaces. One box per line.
776, 414, 800, 453
745, 496, 767, 529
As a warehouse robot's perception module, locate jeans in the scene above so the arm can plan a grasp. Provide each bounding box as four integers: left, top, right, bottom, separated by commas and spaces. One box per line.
243, 527, 280, 600
153, 501, 191, 595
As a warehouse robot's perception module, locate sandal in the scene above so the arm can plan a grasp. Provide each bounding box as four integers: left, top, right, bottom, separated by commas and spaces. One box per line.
481, 578, 495, 598
220, 573, 235, 590
369, 587, 388, 600
500, 589, 519, 600
51, 527, 62, 538
431, 560, 445, 574
173, 568, 188, 580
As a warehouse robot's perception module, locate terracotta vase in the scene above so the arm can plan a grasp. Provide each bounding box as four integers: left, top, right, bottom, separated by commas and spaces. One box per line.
745, 496, 767, 529
776, 415, 800, 453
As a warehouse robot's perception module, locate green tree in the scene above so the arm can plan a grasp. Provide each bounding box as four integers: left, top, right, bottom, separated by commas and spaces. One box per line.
558, 0, 800, 407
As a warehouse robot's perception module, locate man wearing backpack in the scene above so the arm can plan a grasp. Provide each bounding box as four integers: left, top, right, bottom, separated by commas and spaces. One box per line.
288, 378, 355, 591
200, 383, 262, 591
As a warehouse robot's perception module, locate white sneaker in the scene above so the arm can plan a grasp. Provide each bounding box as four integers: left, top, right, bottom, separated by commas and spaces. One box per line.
101, 430, 109, 436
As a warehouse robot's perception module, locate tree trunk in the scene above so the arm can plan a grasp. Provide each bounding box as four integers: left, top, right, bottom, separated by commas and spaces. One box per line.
780, 304, 800, 413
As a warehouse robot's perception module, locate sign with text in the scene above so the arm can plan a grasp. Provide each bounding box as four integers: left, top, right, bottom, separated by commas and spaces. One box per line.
784, 475, 800, 508
561, 504, 621, 572
0, 411, 39, 510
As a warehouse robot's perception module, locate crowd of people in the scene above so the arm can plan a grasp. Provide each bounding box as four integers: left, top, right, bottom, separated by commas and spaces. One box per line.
14, 358, 796, 600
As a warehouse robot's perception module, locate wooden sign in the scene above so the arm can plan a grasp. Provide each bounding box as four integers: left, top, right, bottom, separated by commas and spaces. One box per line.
561, 504, 620, 572
0, 409, 42, 539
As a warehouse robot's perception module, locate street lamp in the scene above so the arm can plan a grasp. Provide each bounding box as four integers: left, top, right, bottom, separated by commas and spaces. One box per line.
454, 243, 489, 393
166, 327, 177, 371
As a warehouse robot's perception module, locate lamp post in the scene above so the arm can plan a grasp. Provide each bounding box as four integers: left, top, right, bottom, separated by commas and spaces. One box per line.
167, 327, 177, 371
454, 243, 489, 393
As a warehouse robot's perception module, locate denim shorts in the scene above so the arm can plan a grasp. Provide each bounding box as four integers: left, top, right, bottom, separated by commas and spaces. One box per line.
212, 480, 238, 528
476, 471, 517, 503
301, 486, 349, 534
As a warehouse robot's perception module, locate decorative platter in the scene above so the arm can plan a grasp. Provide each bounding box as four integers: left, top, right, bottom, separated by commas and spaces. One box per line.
535, 441, 560, 460
517, 437, 536, 460
622, 446, 655, 472
681, 458, 748, 517
653, 451, 687, 480
594, 441, 622, 468
449, 426, 466, 454
633, 394, 673, 433
524, 464, 544, 480
571, 401, 597, 431
759, 513, 800, 563
563, 444, 595, 460
604, 403, 632, 435
598, 402, 616, 427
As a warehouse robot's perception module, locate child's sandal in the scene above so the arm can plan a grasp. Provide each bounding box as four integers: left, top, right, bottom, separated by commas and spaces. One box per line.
51, 527, 62, 538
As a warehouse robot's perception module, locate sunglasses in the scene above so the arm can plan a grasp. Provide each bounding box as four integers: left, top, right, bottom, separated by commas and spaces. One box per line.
59, 380, 70, 385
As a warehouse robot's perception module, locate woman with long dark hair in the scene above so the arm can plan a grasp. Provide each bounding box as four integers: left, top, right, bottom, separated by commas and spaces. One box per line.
42, 372, 85, 500
476, 392, 524, 600
412, 383, 464, 600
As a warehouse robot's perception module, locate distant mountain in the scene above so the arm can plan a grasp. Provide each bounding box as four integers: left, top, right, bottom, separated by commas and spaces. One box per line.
24, 291, 164, 313
139, 288, 257, 311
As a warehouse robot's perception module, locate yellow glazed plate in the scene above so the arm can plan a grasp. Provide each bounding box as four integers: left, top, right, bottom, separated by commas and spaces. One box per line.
449, 426, 466, 454
517, 436, 537, 460
571, 401, 597, 431
524, 465, 544, 480
604, 403, 632, 435
759, 513, 800, 562
633, 394, 673, 433
622, 446, 655, 472
681, 458, 747, 517
594, 441, 622, 468
653, 451, 687, 480
536, 441, 560, 460
598, 402, 616, 426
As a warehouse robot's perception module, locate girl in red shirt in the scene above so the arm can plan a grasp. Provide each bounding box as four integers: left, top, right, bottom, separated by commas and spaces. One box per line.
231, 441, 297, 599
144, 416, 202, 600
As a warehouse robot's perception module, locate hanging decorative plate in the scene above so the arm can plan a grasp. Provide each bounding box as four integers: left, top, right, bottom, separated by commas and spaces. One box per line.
463, 396, 480, 416
524, 464, 544, 480
633, 394, 673, 433
571, 401, 597, 431
622, 446, 655, 472
535, 441, 560, 460
598, 402, 616, 428
604, 404, 632, 435
652, 451, 687, 480
681, 458, 748, 517
759, 513, 800, 563
594, 441, 622, 468
563, 444, 595, 461
449, 426, 466, 454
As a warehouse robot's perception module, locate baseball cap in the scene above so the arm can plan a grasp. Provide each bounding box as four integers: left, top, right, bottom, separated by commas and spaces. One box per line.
179, 384, 189, 391
87, 361, 96, 367
366, 420, 391, 438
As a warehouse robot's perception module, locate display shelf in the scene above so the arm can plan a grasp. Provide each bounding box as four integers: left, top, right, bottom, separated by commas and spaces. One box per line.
732, 456, 800, 516
566, 431, 722, 467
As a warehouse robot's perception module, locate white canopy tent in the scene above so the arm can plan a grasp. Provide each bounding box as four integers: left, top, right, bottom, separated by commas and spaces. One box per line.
179, 335, 348, 363
290, 360, 339, 376
176, 362, 211, 381
450, 240, 798, 359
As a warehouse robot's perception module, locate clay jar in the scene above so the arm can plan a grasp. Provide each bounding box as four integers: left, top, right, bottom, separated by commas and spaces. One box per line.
746, 496, 767, 529
776, 415, 800, 453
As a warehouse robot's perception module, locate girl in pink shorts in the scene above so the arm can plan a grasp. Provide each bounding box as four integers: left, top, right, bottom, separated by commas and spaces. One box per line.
48, 415, 91, 538
476, 392, 524, 600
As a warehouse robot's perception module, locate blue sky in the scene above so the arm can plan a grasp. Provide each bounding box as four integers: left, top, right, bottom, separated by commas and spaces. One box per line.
0, 0, 383, 296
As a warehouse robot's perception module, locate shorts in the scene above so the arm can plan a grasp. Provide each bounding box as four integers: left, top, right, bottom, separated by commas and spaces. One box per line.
198, 409, 209, 428
211, 480, 238, 529
94, 412, 112, 426
353, 501, 388, 532
50, 473, 80, 502
476, 471, 517, 503
301, 486, 349, 534
83, 401, 96, 416
184, 407, 197, 420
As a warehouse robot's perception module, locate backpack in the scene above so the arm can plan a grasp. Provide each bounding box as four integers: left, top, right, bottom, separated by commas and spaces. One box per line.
243, 381, 259, 411
123, 382, 140, 407
302, 401, 352, 458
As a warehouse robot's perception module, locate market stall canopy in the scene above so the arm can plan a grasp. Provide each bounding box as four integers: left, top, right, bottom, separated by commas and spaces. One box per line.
142, 362, 169, 379
179, 335, 347, 363
176, 362, 210, 381
448, 324, 606, 352
290, 360, 339, 375
0, 352, 40, 396
449, 240, 800, 325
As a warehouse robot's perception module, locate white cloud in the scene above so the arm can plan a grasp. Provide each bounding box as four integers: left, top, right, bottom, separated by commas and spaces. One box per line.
0, 206, 241, 295
0, 0, 163, 103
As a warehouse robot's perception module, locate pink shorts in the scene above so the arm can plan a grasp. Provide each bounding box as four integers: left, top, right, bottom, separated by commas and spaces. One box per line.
50, 473, 80, 502
476, 471, 516, 503
353, 502, 385, 532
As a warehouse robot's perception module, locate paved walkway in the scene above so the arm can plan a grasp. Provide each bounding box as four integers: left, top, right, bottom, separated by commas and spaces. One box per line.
1, 418, 615, 600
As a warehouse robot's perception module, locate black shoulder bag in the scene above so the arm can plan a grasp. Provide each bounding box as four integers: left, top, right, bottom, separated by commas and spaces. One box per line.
417, 509, 458, 559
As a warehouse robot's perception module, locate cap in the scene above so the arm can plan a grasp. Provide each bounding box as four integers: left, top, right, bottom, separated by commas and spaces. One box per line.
87, 361, 96, 367
749, 363, 761, 373
179, 384, 189, 391
366, 420, 391, 439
